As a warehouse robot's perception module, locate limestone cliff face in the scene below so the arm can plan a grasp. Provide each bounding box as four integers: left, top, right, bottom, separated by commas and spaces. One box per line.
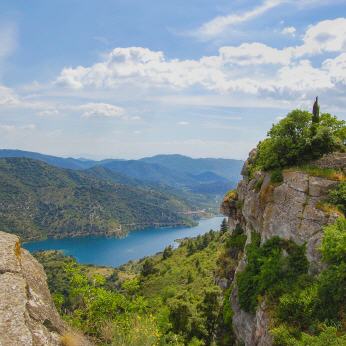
221, 152, 345, 346
0, 231, 66, 346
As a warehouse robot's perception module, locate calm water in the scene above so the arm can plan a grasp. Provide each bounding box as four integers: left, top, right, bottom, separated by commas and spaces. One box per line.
23, 217, 224, 267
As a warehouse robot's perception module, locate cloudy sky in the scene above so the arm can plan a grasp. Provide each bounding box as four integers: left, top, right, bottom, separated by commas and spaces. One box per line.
0, 0, 345, 159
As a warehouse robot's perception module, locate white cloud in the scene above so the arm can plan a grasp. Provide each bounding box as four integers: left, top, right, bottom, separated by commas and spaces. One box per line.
178, 121, 189, 125
78, 103, 125, 119
0, 85, 19, 106
295, 18, 346, 56
219, 43, 291, 65
53, 17, 346, 103
194, 0, 284, 39
322, 52, 346, 84
281, 26, 296, 36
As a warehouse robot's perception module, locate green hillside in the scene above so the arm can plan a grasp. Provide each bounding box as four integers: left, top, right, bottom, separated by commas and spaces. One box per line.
0, 157, 195, 240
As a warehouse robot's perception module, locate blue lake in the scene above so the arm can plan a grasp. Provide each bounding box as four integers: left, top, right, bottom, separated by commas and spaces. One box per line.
23, 217, 224, 267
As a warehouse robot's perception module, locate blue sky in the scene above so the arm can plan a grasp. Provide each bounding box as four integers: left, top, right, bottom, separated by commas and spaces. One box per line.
0, 0, 345, 159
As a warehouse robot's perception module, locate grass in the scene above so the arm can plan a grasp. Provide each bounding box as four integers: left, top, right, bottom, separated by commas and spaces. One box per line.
316, 202, 344, 217
286, 165, 346, 181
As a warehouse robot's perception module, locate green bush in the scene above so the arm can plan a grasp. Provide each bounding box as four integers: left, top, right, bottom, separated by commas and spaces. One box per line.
250, 110, 346, 173
270, 169, 283, 184
277, 285, 317, 329
328, 182, 346, 215
237, 235, 308, 313
320, 218, 346, 264
314, 262, 346, 321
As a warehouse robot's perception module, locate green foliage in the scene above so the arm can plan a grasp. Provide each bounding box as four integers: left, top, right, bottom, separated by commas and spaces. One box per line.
270, 169, 283, 184
36, 228, 232, 345
220, 218, 228, 234
141, 258, 158, 277
268, 218, 346, 344
250, 110, 346, 174
237, 235, 308, 313
328, 182, 346, 215
314, 262, 346, 321
321, 218, 346, 264
272, 324, 346, 346
0, 157, 195, 240
163, 245, 174, 260
226, 225, 247, 259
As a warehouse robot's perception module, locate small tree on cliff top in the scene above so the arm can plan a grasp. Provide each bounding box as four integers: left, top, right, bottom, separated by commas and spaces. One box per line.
251, 110, 346, 172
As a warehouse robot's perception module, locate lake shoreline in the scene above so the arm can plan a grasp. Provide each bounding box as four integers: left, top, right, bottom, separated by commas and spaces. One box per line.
23, 216, 224, 267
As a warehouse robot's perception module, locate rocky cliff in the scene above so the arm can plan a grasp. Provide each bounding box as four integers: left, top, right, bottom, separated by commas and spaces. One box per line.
0, 231, 68, 346
221, 152, 346, 346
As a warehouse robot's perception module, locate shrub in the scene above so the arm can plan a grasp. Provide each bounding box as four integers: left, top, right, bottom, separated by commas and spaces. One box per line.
270, 169, 283, 184
141, 258, 157, 277
314, 262, 346, 321
320, 218, 346, 264
328, 182, 346, 215
276, 285, 317, 329
237, 235, 308, 313
226, 226, 247, 259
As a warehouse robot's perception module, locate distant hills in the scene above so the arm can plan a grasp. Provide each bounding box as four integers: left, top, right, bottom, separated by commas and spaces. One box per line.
0, 150, 243, 240
0, 150, 243, 195
0, 157, 195, 240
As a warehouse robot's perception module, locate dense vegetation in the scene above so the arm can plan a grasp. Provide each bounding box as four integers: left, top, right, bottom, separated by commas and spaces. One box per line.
234, 218, 346, 345
34, 222, 245, 345
249, 110, 346, 174
0, 157, 195, 240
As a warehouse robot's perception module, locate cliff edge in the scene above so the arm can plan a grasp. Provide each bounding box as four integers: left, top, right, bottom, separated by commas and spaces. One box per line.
0, 231, 67, 346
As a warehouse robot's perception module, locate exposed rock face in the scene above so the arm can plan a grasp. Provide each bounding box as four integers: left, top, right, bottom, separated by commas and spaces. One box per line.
222, 152, 343, 345
237, 170, 338, 268
0, 231, 66, 346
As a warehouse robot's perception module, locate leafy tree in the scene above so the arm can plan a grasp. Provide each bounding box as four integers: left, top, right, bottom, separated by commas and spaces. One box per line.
199, 288, 221, 344
141, 258, 157, 277
168, 299, 192, 335
251, 110, 346, 173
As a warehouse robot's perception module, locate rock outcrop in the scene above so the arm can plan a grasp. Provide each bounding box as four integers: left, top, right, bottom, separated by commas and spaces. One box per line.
0, 231, 67, 346
222, 152, 344, 346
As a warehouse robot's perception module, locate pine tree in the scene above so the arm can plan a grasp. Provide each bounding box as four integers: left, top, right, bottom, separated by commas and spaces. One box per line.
220, 218, 228, 234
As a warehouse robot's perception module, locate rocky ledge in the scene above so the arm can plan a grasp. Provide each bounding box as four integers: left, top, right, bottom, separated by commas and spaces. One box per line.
0, 231, 66, 346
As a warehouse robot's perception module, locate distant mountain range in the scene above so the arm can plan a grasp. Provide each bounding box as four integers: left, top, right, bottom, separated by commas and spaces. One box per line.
0, 150, 243, 240
0, 158, 195, 240
0, 150, 243, 195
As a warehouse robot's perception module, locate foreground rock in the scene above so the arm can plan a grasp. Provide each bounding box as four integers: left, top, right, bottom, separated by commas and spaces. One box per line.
0, 231, 88, 346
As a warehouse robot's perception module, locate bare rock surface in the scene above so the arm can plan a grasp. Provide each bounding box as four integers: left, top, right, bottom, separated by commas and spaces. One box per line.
0, 231, 66, 346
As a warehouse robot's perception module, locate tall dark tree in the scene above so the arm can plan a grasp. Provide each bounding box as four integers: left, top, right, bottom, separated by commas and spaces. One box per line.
220, 218, 228, 234
312, 96, 320, 124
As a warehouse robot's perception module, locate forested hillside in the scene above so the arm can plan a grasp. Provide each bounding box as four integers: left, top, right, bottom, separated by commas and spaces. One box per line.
34, 221, 237, 345
0, 157, 195, 240
0, 150, 242, 197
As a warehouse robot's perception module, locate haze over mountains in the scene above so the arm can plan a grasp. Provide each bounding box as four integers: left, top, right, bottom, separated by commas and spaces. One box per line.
0, 150, 243, 240
0, 149, 243, 195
